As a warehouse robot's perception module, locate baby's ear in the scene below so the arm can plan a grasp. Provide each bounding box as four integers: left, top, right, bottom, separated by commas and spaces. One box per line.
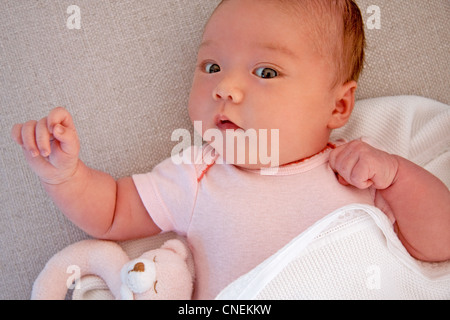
161, 239, 189, 260
327, 80, 357, 129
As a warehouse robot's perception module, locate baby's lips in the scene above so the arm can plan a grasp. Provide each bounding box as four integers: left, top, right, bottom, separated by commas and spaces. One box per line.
215, 114, 242, 131
217, 120, 241, 131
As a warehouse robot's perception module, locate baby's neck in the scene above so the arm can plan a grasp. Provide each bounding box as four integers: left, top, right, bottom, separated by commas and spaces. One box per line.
282, 143, 336, 167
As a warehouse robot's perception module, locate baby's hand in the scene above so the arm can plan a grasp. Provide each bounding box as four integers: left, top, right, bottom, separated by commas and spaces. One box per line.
11, 107, 80, 185
329, 140, 399, 190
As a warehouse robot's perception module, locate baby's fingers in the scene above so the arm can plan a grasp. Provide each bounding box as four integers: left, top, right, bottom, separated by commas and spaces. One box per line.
36, 117, 52, 157
329, 141, 373, 189
11, 123, 24, 146
45, 107, 79, 157
346, 160, 374, 189
51, 123, 80, 157
20, 120, 39, 157
47, 107, 76, 132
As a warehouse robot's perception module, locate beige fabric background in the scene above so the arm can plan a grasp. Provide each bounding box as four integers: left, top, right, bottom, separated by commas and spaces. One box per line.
0, 0, 449, 299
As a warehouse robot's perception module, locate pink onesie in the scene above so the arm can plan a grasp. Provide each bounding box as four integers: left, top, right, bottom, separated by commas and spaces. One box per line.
132, 142, 376, 299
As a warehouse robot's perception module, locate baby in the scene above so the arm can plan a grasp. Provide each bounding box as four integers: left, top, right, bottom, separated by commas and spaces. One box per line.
11, 0, 450, 299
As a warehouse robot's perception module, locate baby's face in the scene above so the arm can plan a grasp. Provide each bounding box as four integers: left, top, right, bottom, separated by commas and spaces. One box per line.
188, 0, 339, 168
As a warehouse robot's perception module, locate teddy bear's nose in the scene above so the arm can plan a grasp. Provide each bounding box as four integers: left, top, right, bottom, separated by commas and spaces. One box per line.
121, 258, 157, 296
130, 262, 145, 273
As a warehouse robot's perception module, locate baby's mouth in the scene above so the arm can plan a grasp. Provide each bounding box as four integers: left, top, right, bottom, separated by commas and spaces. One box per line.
215, 115, 242, 131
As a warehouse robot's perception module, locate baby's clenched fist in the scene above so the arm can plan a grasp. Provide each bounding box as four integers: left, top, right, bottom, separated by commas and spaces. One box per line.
11, 107, 80, 185
329, 140, 399, 190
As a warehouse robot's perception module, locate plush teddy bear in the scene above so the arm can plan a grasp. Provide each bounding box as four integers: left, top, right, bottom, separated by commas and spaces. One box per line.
31, 238, 194, 300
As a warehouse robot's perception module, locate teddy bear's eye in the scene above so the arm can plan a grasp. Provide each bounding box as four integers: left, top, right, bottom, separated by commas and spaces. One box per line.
152, 256, 158, 293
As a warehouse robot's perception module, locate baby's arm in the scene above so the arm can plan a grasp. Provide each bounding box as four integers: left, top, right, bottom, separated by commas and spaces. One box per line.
329, 140, 450, 262
11, 107, 160, 240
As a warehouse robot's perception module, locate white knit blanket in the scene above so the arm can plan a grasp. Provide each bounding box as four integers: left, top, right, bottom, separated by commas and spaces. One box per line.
216, 204, 450, 300
216, 96, 450, 300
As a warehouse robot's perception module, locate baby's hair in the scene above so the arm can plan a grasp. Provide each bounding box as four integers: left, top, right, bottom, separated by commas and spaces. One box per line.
287, 0, 366, 86
216, 0, 366, 87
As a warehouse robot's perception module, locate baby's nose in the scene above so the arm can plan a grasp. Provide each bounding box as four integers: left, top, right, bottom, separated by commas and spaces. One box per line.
212, 79, 244, 104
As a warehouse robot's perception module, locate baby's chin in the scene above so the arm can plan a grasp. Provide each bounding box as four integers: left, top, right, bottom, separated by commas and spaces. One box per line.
230, 162, 273, 171
205, 127, 282, 169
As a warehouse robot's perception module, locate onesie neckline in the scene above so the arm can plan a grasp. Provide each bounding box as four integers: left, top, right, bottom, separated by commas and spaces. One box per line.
196, 140, 345, 180
238, 140, 344, 176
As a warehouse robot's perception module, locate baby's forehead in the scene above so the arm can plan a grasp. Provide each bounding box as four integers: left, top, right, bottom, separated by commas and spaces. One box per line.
212, 0, 325, 24
204, 0, 333, 58
207, 0, 331, 42
206, 1, 308, 39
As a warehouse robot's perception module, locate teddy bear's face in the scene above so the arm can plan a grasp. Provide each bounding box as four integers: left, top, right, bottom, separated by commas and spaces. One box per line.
121, 257, 157, 296
119, 240, 193, 300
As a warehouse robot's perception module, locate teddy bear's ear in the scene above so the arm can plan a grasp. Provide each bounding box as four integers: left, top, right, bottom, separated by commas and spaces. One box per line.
161, 239, 189, 260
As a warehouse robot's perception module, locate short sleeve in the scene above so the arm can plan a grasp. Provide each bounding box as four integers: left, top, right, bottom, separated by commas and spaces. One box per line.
132, 148, 200, 235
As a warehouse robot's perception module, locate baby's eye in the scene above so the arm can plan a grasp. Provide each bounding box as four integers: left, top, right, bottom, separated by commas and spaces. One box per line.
254, 67, 278, 79
204, 63, 221, 74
